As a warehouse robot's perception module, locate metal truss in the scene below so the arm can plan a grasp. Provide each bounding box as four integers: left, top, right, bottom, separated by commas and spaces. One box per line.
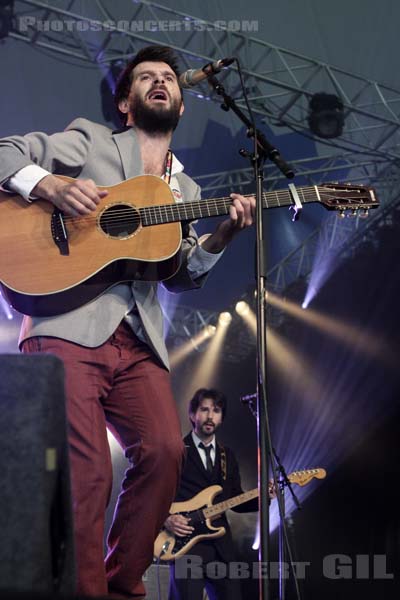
164, 304, 217, 343
194, 152, 393, 195
7, 0, 400, 162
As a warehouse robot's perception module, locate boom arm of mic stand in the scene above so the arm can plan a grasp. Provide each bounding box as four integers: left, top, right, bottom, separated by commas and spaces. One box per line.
205, 73, 295, 178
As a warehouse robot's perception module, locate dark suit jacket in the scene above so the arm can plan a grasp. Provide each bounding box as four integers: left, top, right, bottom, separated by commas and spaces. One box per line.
174, 432, 258, 561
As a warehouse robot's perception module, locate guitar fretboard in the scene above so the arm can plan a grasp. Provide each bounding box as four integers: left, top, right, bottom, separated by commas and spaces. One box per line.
203, 488, 259, 519
139, 187, 320, 227
200, 468, 326, 519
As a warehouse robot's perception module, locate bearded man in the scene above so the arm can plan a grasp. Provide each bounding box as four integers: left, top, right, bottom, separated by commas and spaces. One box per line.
0, 45, 255, 599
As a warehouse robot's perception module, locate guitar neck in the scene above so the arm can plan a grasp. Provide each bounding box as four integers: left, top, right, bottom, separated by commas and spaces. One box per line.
140, 186, 321, 226
203, 488, 259, 519
201, 468, 326, 519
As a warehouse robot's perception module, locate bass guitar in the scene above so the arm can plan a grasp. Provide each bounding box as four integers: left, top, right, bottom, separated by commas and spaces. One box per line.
154, 467, 326, 561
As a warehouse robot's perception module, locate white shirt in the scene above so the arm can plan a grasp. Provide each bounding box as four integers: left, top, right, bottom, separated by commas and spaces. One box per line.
191, 431, 216, 469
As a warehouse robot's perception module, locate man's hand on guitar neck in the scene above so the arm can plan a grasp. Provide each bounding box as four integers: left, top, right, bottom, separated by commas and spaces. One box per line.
32, 175, 108, 217
268, 479, 277, 499
200, 193, 256, 254
165, 514, 194, 537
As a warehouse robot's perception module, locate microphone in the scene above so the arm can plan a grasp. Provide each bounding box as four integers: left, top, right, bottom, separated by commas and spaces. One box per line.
240, 392, 257, 418
240, 393, 257, 405
179, 57, 235, 89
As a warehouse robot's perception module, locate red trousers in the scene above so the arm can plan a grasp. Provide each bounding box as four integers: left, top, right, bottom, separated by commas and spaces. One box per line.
22, 321, 184, 598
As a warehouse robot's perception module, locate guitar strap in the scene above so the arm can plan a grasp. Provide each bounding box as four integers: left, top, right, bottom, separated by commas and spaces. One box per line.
217, 442, 227, 481
166, 151, 185, 207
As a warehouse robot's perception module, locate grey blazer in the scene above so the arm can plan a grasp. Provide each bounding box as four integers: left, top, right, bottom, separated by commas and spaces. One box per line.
0, 118, 208, 369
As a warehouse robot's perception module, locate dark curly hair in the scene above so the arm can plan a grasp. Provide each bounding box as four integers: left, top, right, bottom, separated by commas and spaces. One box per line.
114, 45, 182, 124
188, 388, 227, 428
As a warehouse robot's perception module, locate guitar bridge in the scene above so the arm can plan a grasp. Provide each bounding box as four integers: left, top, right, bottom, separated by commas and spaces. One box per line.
51, 209, 69, 256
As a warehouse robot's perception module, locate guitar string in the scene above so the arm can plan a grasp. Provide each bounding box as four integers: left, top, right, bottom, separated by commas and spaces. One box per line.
57, 187, 364, 219
60, 200, 370, 226
58, 187, 360, 221
58, 189, 368, 226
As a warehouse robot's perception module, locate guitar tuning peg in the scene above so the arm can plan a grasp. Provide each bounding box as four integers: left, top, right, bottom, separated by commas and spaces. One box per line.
347, 209, 358, 218
359, 209, 369, 219
337, 209, 346, 218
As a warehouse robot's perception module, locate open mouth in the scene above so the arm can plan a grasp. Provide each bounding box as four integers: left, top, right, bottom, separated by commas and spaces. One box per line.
148, 89, 168, 101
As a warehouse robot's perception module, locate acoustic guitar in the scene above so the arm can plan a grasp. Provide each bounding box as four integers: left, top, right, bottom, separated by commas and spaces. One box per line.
0, 174, 378, 316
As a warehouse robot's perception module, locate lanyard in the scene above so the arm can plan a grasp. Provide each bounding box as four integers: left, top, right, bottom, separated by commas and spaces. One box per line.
163, 149, 173, 184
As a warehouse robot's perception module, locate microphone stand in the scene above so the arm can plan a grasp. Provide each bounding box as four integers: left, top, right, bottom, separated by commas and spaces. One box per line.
241, 396, 303, 600
205, 66, 294, 600
273, 448, 301, 600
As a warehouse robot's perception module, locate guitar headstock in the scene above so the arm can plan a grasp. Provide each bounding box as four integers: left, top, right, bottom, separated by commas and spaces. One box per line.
288, 468, 327, 486
318, 183, 379, 215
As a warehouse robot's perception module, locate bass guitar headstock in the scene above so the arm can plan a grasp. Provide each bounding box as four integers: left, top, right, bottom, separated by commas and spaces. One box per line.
288, 468, 327, 486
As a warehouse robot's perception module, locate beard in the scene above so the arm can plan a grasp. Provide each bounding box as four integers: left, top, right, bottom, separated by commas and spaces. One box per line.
200, 422, 215, 435
129, 92, 182, 134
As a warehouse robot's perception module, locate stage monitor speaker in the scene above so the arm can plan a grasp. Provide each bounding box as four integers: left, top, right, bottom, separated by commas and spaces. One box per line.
0, 353, 75, 596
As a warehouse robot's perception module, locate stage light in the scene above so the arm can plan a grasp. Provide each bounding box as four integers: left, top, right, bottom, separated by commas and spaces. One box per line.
308, 92, 345, 139
0, 292, 13, 320
218, 312, 232, 327
205, 324, 216, 337
235, 301, 250, 316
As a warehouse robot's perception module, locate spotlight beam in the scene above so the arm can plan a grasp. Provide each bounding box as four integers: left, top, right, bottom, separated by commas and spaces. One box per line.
185, 321, 231, 392
169, 325, 216, 368
266, 291, 397, 370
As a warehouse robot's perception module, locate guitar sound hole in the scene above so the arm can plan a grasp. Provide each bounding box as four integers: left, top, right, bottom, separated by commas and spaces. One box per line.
99, 204, 140, 239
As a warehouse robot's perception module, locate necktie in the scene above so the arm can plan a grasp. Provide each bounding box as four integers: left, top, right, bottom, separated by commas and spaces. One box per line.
199, 442, 213, 474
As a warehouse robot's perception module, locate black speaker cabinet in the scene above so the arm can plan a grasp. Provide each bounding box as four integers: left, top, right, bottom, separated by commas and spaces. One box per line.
0, 353, 75, 596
